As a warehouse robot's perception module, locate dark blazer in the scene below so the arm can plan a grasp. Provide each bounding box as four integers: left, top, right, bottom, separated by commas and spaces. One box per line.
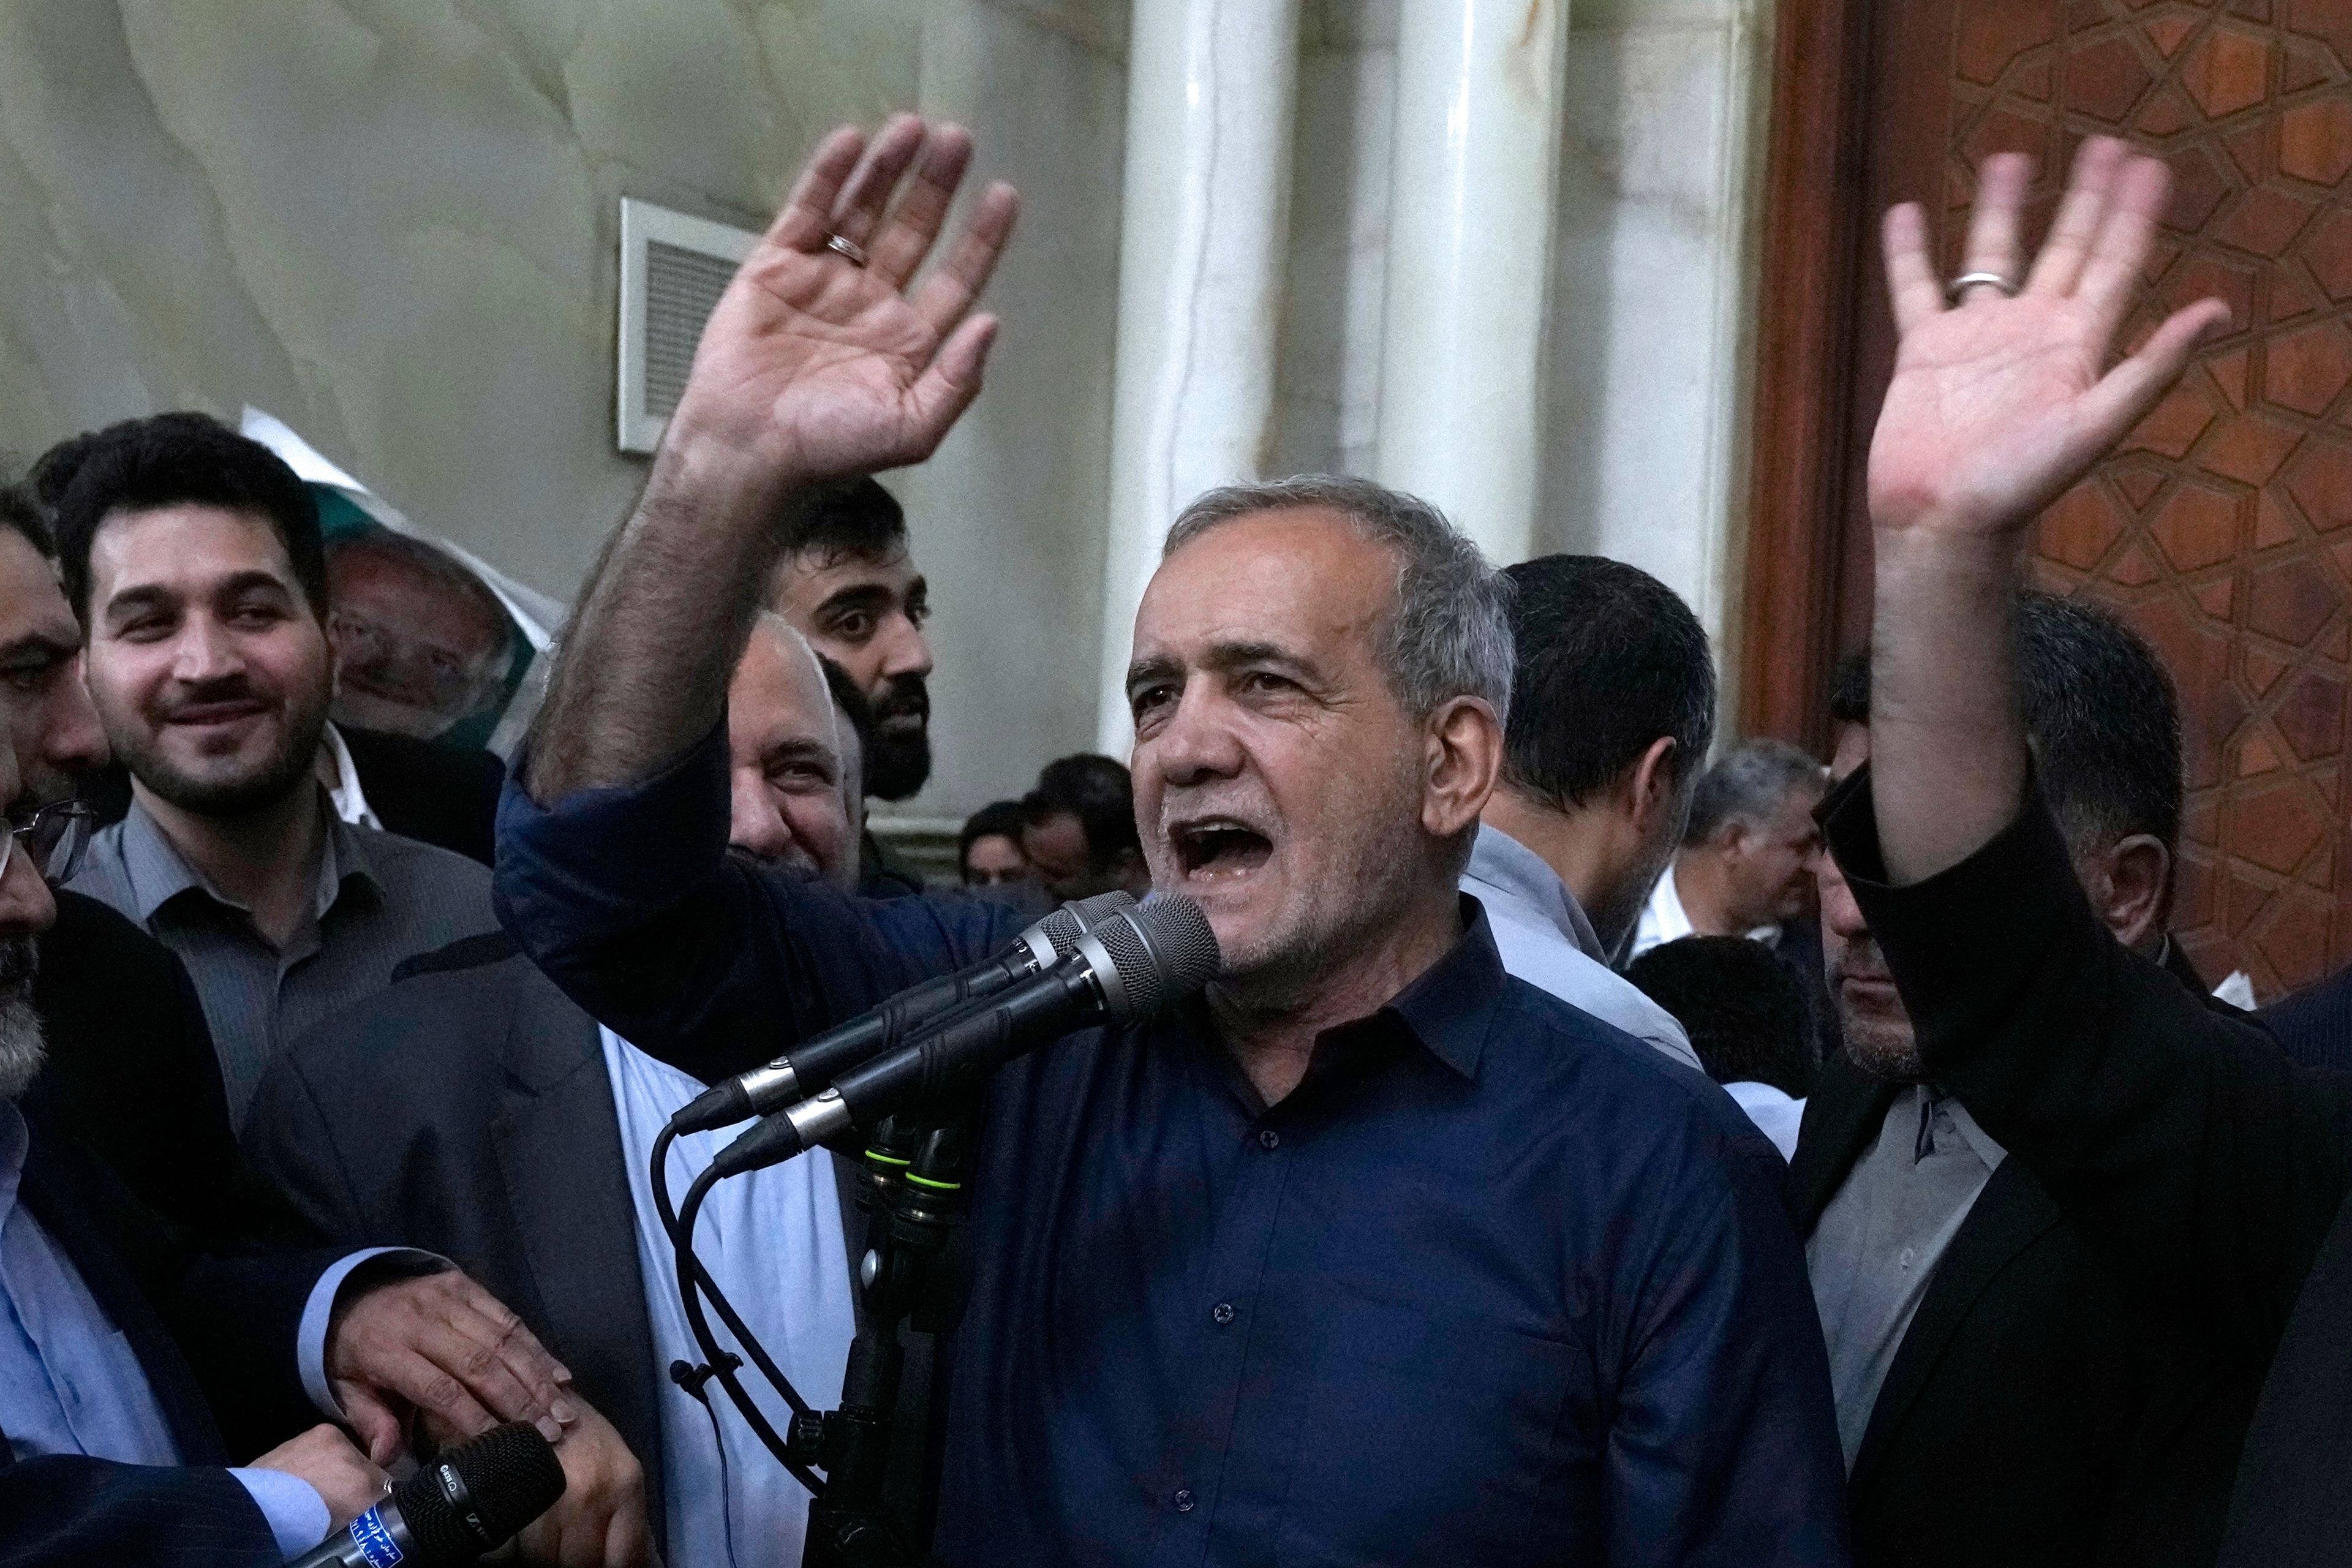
2261, 964, 2352, 1073
80, 726, 505, 867
1791, 1054, 2253, 1567
242, 935, 948, 1547
28, 891, 241, 1245
1822, 767, 2352, 1568
0, 1109, 336, 1568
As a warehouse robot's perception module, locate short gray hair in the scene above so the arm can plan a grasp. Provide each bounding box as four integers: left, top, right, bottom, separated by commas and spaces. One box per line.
1683, 737, 1826, 846
1162, 475, 1513, 725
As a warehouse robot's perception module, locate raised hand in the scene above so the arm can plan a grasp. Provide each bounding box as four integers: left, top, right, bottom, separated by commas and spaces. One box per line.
671, 114, 1020, 485
1868, 137, 2231, 540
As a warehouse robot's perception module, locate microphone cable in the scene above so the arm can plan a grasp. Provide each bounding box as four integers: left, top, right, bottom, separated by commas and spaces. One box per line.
654, 1125, 827, 1498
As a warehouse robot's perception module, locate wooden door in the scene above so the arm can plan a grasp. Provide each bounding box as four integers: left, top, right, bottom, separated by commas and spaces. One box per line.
1744, 0, 2352, 997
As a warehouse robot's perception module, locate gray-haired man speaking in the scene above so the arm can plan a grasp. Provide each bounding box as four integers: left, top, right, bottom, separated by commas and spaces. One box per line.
496, 114, 1848, 1565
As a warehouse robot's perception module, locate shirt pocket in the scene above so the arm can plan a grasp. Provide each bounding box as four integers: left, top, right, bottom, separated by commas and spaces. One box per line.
1276, 1290, 1586, 1567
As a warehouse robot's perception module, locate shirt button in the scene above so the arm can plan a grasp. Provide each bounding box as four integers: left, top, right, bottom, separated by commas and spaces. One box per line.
1211, 1300, 1235, 1325
1257, 1128, 1280, 1151
1174, 1488, 1196, 1513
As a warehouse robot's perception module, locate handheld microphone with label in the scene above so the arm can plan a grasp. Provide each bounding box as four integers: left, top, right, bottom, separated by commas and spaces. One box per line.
669, 891, 1137, 1134
290, 1422, 567, 1568
709, 894, 1220, 1179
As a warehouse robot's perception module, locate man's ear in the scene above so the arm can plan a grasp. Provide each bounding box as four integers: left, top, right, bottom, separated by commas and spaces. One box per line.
2088, 832, 2171, 952
1422, 696, 1504, 839
1624, 736, 1681, 835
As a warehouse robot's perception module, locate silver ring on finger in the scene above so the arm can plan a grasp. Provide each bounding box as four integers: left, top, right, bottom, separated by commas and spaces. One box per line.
1947, 270, 2019, 304
824, 233, 870, 268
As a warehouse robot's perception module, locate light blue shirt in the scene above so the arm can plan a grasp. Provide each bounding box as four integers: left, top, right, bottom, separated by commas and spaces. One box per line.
0, 1102, 344, 1558
1461, 825, 1703, 1072
601, 1028, 859, 1568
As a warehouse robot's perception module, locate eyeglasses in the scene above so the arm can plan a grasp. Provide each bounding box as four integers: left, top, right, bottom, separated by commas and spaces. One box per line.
0, 799, 94, 886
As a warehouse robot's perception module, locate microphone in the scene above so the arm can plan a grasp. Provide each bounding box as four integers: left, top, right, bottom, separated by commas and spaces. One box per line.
669, 891, 1137, 1134
710, 895, 1220, 1179
290, 1422, 566, 1567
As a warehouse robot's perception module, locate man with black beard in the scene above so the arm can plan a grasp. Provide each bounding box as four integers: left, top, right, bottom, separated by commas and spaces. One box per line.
1790, 595, 2261, 1568
45, 414, 497, 1126
0, 481, 653, 1566
761, 477, 933, 894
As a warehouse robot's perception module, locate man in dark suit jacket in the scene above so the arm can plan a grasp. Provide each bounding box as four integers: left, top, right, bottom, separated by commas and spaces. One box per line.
0, 477, 639, 1564
1796, 608, 2261, 1568
243, 936, 949, 1561
1818, 135, 2350, 1567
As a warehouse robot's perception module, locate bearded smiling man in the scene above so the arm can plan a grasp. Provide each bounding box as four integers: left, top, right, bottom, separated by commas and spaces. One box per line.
496, 116, 1847, 1566
47, 413, 497, 1125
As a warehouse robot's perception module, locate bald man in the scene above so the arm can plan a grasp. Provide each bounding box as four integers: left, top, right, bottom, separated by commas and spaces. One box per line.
246, 617, 900, 1567
728, 615, 860, 888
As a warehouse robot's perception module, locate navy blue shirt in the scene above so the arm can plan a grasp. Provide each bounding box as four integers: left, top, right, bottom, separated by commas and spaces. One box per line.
496, 729, 1849, 1566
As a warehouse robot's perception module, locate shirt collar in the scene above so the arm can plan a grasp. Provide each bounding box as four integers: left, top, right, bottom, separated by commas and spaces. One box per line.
1464, 824, 1607, 962
1367, 894, 1510, 1080
119, 794, 382, 926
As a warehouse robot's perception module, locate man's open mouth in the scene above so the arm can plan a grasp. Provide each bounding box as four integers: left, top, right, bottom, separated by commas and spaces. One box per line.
1170, 820, 1273, 880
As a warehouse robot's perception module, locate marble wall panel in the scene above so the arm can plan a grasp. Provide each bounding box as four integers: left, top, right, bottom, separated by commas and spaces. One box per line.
895, 0, 1126, 821
1539, 0, 1770, 715
1273, 0, 1772, 728
0, 0, 1126, 818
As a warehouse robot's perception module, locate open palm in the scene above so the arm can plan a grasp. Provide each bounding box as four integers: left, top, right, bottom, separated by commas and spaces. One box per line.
673, 116, 1020, 484
1868, 140, 2230, 538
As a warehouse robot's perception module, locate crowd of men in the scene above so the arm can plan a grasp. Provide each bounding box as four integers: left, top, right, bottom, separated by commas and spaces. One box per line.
0, 111, 2346, 1568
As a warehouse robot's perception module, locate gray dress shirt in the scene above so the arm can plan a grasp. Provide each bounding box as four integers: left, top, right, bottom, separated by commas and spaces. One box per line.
1806, 1083, 2007, 1466
69, 797, 496, 1125
1461, 824, 1702, 1072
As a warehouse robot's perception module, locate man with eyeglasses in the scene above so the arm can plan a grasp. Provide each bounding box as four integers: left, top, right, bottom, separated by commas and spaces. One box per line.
37, 414, 500, 1128
0, 479, 656, 1566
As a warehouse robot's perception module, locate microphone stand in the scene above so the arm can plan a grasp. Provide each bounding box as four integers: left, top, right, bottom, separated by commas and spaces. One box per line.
792, 1111, 971, 1568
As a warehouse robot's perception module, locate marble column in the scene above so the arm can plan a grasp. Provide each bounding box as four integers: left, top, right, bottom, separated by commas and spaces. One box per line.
1094, 0, 1304, 753
1374, 0, 1570, 567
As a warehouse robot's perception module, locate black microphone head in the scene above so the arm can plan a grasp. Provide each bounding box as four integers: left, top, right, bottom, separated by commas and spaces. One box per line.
398, 1422, 567, 1560
1087, 895, 1221, 1020
1033, 890, 1138, 954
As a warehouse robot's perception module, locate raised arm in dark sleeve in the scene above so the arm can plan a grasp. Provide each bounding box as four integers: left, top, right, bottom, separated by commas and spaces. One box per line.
1822, 764, 2352, 1358
496, 722, 1020, 1084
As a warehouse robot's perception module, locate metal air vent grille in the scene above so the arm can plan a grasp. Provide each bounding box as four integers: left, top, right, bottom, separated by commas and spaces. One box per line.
616, 198, 758, 453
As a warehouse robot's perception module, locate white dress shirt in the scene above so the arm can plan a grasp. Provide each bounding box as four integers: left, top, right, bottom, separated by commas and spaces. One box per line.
602, 1028, 858, 1568
322, 723, 384, 832
1630, 863, 1782, 960
1461, 826, 1702, 1072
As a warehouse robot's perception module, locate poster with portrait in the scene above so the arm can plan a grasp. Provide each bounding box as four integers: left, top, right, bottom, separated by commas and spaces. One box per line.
239, 409, 564, 755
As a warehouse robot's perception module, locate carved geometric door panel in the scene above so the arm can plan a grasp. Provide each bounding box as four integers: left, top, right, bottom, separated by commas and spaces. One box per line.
1858, 0, 2352, 997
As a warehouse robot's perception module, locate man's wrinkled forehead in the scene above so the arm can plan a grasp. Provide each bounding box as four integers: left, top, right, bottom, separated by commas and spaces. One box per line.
1133, 507, 1393, 671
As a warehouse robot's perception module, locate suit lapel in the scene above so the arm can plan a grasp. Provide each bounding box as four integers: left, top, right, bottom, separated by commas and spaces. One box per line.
15, 1127, 228, 1465
1849, 1156, 2063, 1487
489, 997, 669, 1539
